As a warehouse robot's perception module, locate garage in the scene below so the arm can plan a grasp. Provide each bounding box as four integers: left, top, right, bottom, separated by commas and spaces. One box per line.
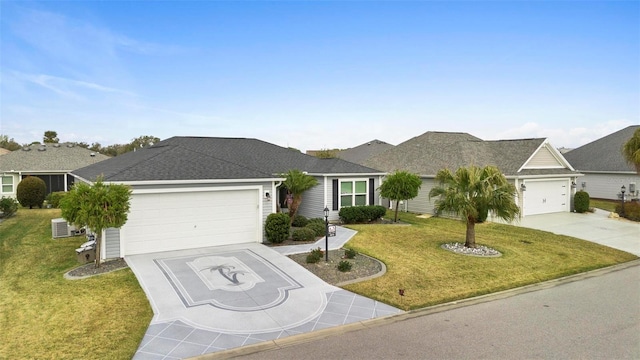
523, 180, 570, 216
121, 188, 261, 256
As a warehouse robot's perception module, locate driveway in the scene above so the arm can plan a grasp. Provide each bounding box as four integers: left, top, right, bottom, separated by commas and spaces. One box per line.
127, 228, 401, 359
514, 209, 640, 256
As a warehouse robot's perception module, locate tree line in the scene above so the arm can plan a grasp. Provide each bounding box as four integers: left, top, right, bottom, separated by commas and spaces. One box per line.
0, 131, 160, 157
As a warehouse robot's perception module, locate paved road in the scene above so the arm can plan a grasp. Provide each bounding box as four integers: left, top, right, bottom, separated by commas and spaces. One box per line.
210, 262, 640, 360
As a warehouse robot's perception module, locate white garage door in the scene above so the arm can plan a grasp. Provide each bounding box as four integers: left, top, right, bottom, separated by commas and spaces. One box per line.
523, 180, 569, 216
122, 189, 260, 255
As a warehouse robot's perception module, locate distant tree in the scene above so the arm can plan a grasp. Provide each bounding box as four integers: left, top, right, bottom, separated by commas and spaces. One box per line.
379, 170, 422, 222
0, 135, 21, 151
315, 149, 339, 158
281, 170, 319, 222
16, 176, 47, 209
60, 178, 131, 267
429, 165, 520, 248
43, 130, 59, 143
622, 128, 640, 173
124, 135, 160, 153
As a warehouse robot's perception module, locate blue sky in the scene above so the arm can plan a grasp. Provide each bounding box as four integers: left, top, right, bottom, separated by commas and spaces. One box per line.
1, 1, 638, 151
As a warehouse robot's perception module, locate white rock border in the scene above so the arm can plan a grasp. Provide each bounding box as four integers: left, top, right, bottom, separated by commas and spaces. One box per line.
441, 242, 502, 257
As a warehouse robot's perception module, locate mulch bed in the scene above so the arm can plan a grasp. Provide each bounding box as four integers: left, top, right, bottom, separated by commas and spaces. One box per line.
65, 258, 129, 279
287, 249, 384, 285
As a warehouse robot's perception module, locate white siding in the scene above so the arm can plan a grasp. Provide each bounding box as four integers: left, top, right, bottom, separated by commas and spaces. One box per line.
104, 228, 120, 259
579, 173, 640, 200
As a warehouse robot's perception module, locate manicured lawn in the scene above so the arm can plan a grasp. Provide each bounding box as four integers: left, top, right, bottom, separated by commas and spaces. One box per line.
342, 212, 637, 310
0, 209, 152, 359
590, 198, 619, 212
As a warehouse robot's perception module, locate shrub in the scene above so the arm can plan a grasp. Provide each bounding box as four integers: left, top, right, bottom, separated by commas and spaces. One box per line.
339, 205, 387, 224
0, 197, 19, 218
616, 201, 640, 222
344, 248, 357, 259
16, 176, 46, 209
306, 247, 324, 263
292, 227, 315, 241
46, 191, 66, 208
291, 214, 309, 227
305, 221, 325, 237
574, 190, 590, 213
265, 213, 291, 243
337, 260, 352, 272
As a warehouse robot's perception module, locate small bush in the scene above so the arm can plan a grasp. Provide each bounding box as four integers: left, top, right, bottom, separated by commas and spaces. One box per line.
344, 248, 357, 259
574, 190, 590, 213
16, 176, 46, 209
265, 213, 291, 243
46, 191, 66, 208
0, 197, 19, 218
305, 221, 325, 237
339, 205, 387, 224
292, 227, 315, 241
616, 201, 640, 222
291, 214, 309, 227
306, 247, 324, 263
337, 260, 352, 272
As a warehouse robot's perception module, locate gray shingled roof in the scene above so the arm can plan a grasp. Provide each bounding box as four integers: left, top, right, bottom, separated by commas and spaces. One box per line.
73, 137, 384, 182
365, 131, 576, 176
0, 143, 109, 172
563, 125, 639, 173
337, 139, 395, 165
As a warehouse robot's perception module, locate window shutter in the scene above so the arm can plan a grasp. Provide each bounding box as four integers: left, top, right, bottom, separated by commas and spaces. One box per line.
332, 179, 339, 210
369, 178, 375, 205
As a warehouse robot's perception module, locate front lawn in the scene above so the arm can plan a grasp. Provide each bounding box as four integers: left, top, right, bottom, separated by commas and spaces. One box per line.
342, 212, 637, 310
590, 198, 619, 212
0, 209, 152, 359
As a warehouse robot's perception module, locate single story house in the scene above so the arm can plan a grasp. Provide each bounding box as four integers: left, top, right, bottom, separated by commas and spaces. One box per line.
70, 136, 385, 259
563, 125, 640, 200
365, 131, 581, 218
0, 143, 109, 198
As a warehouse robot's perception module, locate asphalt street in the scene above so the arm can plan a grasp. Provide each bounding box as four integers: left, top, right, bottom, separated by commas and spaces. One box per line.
211, 262, 640, 360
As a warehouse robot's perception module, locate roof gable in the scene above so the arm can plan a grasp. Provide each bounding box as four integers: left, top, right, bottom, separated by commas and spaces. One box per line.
564, 125, 639, 173
337, 139, 394, 165
520, 142, 572, 171
0, 143, 109, 172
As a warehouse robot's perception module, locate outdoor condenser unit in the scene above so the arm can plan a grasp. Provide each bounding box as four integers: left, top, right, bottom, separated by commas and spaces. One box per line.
51, 218, 83, 238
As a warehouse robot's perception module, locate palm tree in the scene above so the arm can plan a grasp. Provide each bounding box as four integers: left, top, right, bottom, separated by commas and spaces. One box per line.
429, 165, 520, 248
622, 128, 640, 173
281, 169, 319, 222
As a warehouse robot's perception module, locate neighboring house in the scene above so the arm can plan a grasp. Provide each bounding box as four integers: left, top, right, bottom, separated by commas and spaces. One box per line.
0, 143, 109, 199
563, 125, 640, 200
365, 131, 581, 218
337, 139, 395, 165
70, 136, 385, 259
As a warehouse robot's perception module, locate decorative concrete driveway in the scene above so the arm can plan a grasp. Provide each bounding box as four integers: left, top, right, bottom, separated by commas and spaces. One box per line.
127, 242, 401, 359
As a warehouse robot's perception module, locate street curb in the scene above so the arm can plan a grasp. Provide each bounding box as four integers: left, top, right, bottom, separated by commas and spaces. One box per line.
190, 259, 640, 359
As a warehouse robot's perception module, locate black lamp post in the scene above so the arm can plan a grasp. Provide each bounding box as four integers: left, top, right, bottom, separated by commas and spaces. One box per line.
324, 206, 329, 262
621, 185, 626, 217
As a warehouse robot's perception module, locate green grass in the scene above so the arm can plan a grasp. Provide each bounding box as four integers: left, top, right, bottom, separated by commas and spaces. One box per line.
590, 198, 619, 212
0, 209, 152, 359
342, 211, 637, 310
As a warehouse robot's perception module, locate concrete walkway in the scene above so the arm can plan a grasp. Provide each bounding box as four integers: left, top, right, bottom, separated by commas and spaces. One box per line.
127, 226, 401, 359
514, 209, 640, 256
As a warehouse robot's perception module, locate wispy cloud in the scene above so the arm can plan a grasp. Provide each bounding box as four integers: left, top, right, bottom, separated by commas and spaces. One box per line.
9, 71, 137, 100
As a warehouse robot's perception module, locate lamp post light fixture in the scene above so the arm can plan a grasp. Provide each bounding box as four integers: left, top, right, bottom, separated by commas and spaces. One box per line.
520, 183, 527, 192
620, 185, 626, 217
324, 206, 329, 262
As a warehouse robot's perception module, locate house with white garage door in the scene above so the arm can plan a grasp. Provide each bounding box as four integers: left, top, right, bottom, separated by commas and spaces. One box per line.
70, 136, 385, 259
365, 131, 581, 218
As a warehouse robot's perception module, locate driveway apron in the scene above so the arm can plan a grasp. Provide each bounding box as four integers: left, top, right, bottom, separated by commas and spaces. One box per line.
127, 227, 401, 359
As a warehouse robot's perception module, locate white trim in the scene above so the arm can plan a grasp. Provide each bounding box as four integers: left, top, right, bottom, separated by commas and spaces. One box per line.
507, 174, 584, 180
518, 140, 575, 172
132, 185, 262, 195
323, 175, 328, 208
306, 172, 386, 177
338, 178, 370, 208
113, 178, 284, 186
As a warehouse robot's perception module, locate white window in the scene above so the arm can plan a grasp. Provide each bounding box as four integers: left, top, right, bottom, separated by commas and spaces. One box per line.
1, 176, 13, 193
340, 180, 368, 207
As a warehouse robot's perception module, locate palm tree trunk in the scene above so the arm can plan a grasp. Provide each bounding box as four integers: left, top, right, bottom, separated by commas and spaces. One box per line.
95, 232, 102, 268
394, 200, 400, 222
465, 217, 476, 248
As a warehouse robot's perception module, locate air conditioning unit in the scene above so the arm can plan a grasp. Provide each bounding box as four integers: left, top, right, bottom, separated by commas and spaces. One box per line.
51, 218, 82, 238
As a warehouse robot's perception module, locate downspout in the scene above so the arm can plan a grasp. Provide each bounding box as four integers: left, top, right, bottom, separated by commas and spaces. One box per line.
274, 181, 282, 213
